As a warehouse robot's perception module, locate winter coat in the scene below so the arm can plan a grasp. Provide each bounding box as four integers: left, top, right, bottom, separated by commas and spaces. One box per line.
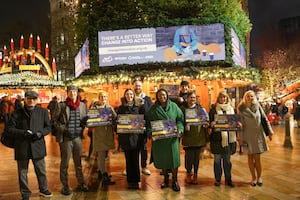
145, 100, 184, 169
117, 102, 145, 151
6, 106, 51, 160
92, 104, 117, 152
209, 103, 237, 155
237, 102, 273, 154
52, 101, 87, 143
180, 103, 208, 148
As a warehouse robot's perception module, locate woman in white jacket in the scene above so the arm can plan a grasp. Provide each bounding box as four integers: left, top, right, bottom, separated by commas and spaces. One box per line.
237, 90, 273, 187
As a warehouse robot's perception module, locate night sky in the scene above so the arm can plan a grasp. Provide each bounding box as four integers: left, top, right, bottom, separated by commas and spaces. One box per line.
1, 0, 300, 66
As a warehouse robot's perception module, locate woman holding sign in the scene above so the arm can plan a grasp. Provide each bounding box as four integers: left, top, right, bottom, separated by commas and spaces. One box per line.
90, 91, 117, 185
117, 88, 145, 190
208, 91, 237, 187
146, 88, 184, 192
180, 91, 209, 184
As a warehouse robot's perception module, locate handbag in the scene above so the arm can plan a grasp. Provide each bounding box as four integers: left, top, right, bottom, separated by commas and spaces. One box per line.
1, 131, 15, 148
259, 107, 270, 136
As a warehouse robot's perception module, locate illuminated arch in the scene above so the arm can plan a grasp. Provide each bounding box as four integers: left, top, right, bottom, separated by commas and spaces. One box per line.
15, 49, 54, 79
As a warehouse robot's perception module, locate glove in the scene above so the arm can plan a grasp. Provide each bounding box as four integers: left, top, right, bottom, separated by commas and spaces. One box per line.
32, 132, 42, 141
24, 130, 34, 139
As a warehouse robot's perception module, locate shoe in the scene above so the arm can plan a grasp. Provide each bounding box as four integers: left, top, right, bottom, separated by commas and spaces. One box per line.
142, 167, 151, 175
40, 190, 53, 197
185, 172, 192, 184
251, 181, 256, 187
172, 181, 180, 192
102, 172, 116, 185
215, 181, 221, 186
192, 174, 198, 184
122, 169, 127, 176
128, 182, 139, 189
61, 186, 71, 195
161, 174, 169, 189
257, 178, 263, 187
226, 181, 235, 188
78, 184, 89, 192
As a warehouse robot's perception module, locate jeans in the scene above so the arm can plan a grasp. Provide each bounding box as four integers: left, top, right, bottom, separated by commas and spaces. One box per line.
213, 153, 232, 182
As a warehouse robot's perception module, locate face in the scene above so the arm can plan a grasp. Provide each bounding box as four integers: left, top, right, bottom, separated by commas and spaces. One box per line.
187, 93, 197, 105
218, 94, 227, 104
125, 90, 134, 102
180, 85, 189, 93
157, 90, 168, 104
67, 90, 78, 101
98, 93, 108, 105
245, 93, 256, 104
133, 81, 142, 95
25, 97, 38, 107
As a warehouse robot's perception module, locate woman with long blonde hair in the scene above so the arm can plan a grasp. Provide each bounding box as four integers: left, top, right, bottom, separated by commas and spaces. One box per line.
237, 90, 273, 187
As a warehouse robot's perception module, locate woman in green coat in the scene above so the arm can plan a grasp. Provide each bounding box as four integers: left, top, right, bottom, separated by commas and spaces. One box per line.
146, 88, 184, 192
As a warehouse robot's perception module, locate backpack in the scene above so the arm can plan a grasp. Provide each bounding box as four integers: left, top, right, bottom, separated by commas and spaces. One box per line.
51, 102, 67, 136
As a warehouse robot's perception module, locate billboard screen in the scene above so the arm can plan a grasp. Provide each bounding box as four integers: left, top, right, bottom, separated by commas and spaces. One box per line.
231, 28, 246, 68
98, 23, 226, 67
75, 38, 90, 77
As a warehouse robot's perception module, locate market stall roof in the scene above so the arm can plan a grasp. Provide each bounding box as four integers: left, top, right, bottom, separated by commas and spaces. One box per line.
0, 71, 64, 89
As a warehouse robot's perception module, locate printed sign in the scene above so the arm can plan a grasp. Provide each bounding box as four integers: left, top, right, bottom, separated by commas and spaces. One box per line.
151, 119, 178, 140
117, 114, 145, 134
214, 114, 240, 131
185, 108, 208, 125
86, 108, 113, 127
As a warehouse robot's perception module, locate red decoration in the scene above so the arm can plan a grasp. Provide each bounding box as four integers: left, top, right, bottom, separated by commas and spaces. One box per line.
3, 46, 7, 55
52, 58, 57, 75
10, 38, 14, 52
31, 51, 35, 64
45, 43, 49, 60
20, 35, 24, 49
29, 34, 33, 48
37, 36, 41, 52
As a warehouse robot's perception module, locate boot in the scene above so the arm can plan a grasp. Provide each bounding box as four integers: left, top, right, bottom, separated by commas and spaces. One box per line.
172, 179, 180, 192
192, 173, 198, 184
185, 172, 192, 184
98, 170, 102, 181
102, 172, 115, 185
161, 173, 169, 189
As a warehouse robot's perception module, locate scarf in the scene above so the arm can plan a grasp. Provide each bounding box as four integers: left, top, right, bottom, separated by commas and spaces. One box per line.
66, 97, 80, 110
215, 103, 236, 147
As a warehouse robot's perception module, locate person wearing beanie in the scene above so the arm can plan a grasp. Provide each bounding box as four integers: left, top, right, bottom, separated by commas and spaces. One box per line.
52, 85, 89, 195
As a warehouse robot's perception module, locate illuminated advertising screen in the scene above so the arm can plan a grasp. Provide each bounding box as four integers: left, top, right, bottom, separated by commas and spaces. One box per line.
231, 28, 246, 68
98, 23, 226, 67
75, 39, 90, 77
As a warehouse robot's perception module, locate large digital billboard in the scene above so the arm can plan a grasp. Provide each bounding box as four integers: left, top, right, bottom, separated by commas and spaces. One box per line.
98, 23, 226, 67
75, 38, 90, 77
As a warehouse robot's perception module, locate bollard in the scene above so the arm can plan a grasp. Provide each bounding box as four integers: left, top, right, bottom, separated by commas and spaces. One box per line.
283, 113, 293, 148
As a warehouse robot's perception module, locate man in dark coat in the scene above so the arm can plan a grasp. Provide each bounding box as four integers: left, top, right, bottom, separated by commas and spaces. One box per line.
5, 90, 52, 200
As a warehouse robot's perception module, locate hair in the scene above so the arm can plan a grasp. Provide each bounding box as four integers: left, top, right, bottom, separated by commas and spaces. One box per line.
215, 91, 232, 105
98, 90, 107, 97
241, 90, 258, 106
186, 91, 196, 98
78, 88, 84, 93
180, 80, 189, 86
155, 88, 169, 103
123, 88, 135, 104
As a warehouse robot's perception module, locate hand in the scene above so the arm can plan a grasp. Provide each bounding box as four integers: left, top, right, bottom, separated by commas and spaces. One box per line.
24, 130, 34, 139
268, 133, 273, 141
32, 132, 42, 141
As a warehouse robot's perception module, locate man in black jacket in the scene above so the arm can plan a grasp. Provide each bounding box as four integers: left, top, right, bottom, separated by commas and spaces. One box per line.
6, 90, 52, 200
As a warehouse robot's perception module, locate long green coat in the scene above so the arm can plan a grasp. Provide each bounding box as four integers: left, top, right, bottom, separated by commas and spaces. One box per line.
146, 100, 184, 169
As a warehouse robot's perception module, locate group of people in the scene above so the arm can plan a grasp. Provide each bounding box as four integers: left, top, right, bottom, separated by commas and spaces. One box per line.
2, 81, 274, 199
